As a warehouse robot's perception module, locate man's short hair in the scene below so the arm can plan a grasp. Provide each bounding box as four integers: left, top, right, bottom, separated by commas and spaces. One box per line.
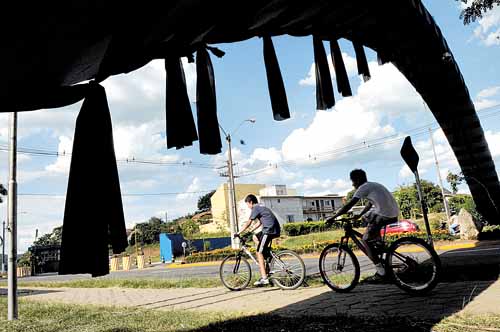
350, 169, 367, 183
245, 194, 258, 204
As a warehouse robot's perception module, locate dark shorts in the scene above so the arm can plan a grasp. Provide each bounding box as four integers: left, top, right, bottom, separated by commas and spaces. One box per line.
362, 213, 397, 242
255, 232, 278, 254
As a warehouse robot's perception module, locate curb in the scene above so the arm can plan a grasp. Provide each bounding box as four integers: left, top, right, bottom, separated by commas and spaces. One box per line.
167, 261, 221, 269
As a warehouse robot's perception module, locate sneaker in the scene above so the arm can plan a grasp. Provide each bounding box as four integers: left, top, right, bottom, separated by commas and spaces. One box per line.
253, 278, 270, 286
375, 263, 386, 276
363, 273, 387, 284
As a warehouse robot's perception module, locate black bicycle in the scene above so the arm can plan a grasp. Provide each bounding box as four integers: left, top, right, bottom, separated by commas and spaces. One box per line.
319, 218, 441, 295
219, 234, 306, 291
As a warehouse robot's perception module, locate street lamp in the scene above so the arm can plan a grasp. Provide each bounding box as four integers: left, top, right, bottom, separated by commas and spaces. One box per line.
219, 118, 256, 249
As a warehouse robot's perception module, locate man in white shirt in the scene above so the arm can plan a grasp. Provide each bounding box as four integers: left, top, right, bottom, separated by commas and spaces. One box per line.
326, 169, 399, 277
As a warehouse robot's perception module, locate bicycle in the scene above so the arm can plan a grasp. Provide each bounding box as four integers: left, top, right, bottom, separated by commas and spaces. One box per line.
319, 218, 441, 295
219, 234, 306, 291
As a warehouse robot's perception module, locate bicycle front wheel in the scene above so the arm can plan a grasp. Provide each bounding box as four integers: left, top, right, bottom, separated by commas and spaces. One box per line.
219, 255, 252, 291
386, 237, 441, 295
269, 250, 306, 290
319, 244, 360, 292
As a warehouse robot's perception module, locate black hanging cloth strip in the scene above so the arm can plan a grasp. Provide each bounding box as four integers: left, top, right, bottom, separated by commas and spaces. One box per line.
165, 57, 198, 150
59, 82, 128, 277
353, 41, 371, 82
263, 36, 290, 121
329, 40, 352, 97
313, 36, 335, 110
196, 46, 222, 155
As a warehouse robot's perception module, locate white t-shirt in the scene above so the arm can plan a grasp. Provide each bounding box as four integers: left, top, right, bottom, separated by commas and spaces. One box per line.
353, 182, 399, 218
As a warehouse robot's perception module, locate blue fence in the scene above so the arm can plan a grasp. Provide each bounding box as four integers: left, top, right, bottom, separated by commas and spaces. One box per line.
190, 237, 231, 252
160, 234, 231, 262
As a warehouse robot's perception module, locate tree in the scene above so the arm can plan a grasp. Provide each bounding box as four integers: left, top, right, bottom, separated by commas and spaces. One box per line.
446, 171, 464, 194
457, 0, 500, 24
393, 180, 444, 217
393, 186, 418, 219
180, 219, 200, 237
448, 194, 483, 221
418, 180, 444, 213
197, 190, 216, 211
33, 226, 63, 246
345, 189, 364, 206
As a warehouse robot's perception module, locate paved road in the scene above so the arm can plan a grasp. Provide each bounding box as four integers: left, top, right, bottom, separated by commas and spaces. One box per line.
5, 244, 500, 283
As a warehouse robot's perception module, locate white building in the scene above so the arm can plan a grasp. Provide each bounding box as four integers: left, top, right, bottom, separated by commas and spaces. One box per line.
236, 185, 345, 227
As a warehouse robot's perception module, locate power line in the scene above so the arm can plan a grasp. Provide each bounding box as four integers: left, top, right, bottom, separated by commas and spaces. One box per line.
236, 104, 500, 177
0, 145, 221, 169
17, 190, 214, 198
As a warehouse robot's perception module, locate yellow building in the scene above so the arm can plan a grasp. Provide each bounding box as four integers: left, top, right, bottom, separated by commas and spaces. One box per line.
209, 183, 265, 232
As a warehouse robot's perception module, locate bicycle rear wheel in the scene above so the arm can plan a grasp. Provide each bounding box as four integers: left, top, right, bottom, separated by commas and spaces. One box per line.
219, 255, 252, 291
319, 244, 360, 292
269, 250, 306, 290
386, 237, 441, 295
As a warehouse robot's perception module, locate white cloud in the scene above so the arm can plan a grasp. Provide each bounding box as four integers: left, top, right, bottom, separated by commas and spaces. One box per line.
477, 86, 500, 99
176, 177, 201, 200
485, 130, 500, 157
292, 177, 352, 196
45, 136, 73, 174
299, 52, 358, 86
472, 5, 500, 46
281, 104, 395, 163
475, 85, 500, 110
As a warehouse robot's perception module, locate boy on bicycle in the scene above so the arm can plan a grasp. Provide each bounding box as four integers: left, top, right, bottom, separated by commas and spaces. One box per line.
236, 194, 281, 286
326, 169, 399, 278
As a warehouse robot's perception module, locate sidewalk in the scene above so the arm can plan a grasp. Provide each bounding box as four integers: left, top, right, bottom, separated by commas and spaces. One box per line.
4, 279, 500, 320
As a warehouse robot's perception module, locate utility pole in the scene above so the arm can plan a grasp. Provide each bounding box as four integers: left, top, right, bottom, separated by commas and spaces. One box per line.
7, 111, 18, 320
226, 134, 239, 249
1, 221, 5, 274
218, 118, 255, 249
429, 128, 451, 224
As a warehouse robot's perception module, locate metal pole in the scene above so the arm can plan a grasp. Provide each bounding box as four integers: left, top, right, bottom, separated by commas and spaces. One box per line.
1, 221, 4, 273
429, 128, 451, 224
7, 111, 18, 320
226, 135, 239, 249
1, 221, 5, 273
414, 170, 433, 247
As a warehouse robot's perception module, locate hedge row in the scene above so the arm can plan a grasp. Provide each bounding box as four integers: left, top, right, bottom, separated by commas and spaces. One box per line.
283, 221, 341, 236
185, 230, 455, 263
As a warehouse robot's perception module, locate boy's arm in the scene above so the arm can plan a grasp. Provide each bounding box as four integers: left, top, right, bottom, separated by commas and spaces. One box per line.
358, 202, 373, 217
237, 219, 253, 235
248, 220, 262, 233
325, 197, 360, 224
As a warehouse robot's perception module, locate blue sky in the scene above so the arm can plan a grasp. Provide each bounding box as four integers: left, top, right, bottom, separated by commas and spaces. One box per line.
2, 1, 500, 252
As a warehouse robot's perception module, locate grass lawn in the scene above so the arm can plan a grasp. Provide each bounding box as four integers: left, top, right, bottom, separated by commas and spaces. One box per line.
9, 275, 327, 289
0, 297, 234, 332
1, 297, 499, 332
11, 278, 222, 289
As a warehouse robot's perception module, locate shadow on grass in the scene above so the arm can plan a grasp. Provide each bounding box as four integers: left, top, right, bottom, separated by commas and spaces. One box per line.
0, 287, 62, 297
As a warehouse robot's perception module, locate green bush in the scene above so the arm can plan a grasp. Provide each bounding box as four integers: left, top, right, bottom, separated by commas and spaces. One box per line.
478, 225, 500, 241
184, 230, 455, 263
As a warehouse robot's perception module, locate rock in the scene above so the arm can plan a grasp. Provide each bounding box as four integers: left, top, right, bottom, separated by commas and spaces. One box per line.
458, 209, 481, 240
